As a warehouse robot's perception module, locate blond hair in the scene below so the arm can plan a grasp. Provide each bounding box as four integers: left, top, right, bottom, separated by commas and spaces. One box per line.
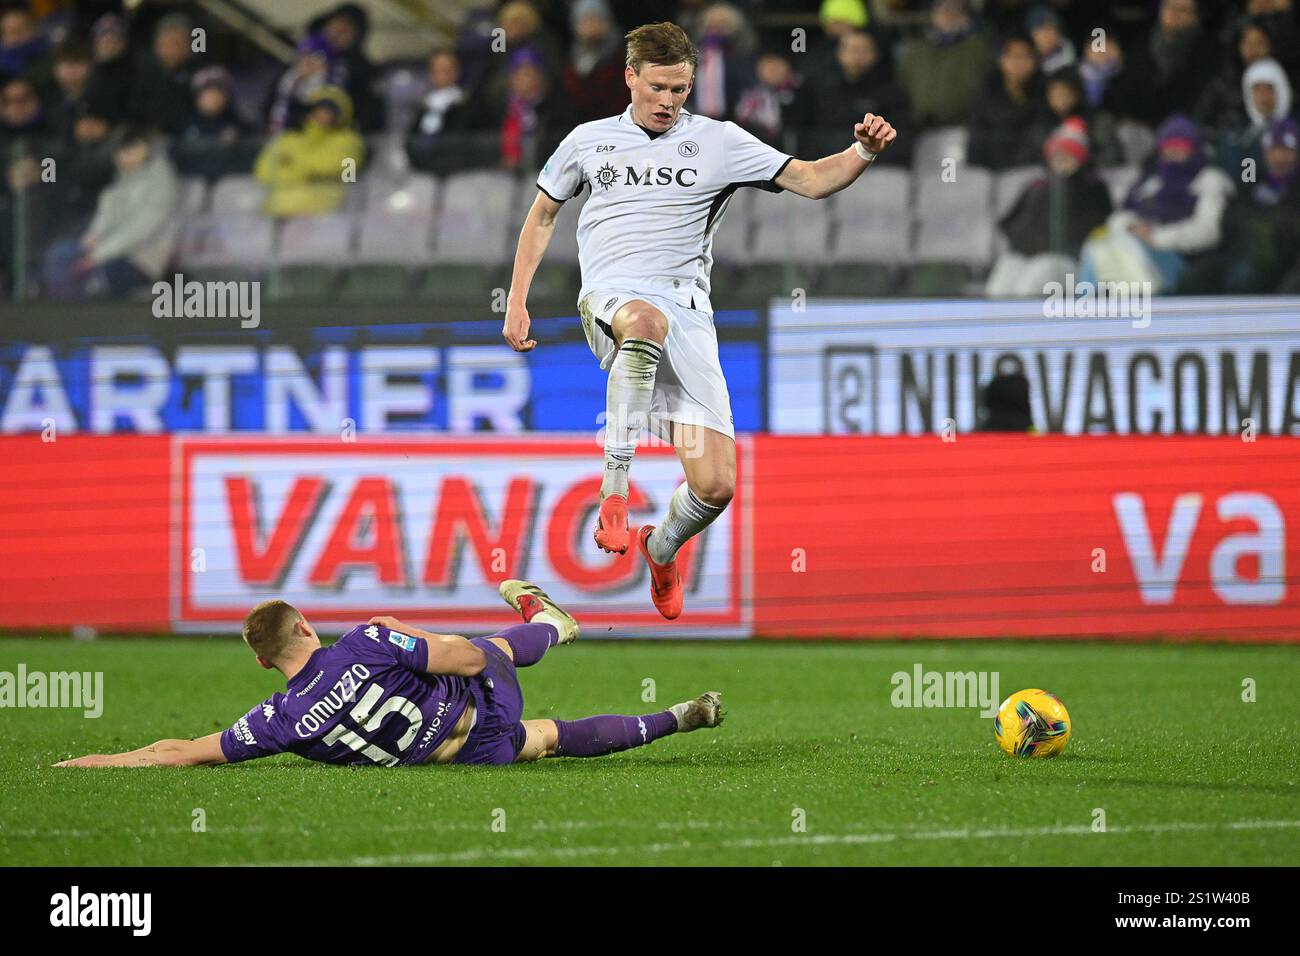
242, 599, 303, 662
497, 1, 541, 34
625, 21, 698, 74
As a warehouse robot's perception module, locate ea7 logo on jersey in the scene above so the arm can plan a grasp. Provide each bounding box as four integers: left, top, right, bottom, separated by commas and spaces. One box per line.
595, 144, 616, 152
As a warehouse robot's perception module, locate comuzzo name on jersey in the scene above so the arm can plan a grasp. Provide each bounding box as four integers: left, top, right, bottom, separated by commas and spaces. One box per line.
294, 664, 371, 737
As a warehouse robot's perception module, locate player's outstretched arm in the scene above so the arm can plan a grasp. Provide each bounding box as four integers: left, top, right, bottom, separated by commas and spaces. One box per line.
503, 190, 565, 353
775, 112, 898, 200
368, 615, 487, 677
55, 732, 227, 768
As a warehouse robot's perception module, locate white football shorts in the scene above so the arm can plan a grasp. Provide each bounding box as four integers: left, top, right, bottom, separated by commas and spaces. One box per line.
578, 289, 736, 443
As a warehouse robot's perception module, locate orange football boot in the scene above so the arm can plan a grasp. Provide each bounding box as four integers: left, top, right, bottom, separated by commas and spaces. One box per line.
636, 525, 683, 620
593, 493, 630, 554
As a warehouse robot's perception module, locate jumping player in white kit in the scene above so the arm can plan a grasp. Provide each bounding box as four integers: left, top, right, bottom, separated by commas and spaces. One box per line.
503, 21, 897, 620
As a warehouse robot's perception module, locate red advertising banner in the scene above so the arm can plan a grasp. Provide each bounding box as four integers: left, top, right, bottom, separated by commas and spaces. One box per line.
0, 436, 171, 630
750, 435, 1300, 641
176, 437, 747, 635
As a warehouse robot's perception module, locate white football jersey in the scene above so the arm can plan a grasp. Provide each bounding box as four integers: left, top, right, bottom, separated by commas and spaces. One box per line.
536, 105, 792, 311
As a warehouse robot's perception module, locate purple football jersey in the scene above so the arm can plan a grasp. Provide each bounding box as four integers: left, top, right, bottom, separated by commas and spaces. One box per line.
219, 624, 473, 766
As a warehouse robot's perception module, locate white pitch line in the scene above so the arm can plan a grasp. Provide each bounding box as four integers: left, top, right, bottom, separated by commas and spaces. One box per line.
7, 818, 1297, 862
240, 818, 1300, 867
0, 817, 724, 841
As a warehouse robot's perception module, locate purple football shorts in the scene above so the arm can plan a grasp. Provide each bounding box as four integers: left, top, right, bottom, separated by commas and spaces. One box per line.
451, 637, 527, 765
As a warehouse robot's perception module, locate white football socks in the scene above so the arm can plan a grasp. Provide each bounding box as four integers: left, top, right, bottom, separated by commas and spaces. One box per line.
647, 482, 726, 564
601, 337, 663, 501
669, 699, 692, 729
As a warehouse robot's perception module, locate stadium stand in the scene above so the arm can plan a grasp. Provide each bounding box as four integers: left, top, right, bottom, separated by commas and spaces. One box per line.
3, 0, 1300, 305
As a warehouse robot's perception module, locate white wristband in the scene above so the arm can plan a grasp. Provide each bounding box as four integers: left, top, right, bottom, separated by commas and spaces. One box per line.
853, 140, 878, 163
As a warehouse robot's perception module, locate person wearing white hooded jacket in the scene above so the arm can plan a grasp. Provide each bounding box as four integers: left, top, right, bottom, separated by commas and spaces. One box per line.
1215, 56, 1294, 175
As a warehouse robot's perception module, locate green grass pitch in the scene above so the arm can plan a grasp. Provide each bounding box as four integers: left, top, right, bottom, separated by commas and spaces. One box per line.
2, 636, 1298, 866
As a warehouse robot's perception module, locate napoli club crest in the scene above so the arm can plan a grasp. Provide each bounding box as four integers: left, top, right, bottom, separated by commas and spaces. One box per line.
678, 141, 699, 157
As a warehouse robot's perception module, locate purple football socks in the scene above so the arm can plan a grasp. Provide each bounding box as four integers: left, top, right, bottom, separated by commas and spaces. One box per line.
554, 711, 678, 757
493, 622, 559, 667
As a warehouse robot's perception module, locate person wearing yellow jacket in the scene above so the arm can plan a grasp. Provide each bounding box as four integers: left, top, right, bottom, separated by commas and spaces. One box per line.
254, 85, 365, 217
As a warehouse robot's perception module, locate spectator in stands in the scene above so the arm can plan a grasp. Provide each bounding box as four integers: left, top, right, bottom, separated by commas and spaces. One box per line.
48, 107, 116, 230
174, 66, 255, 181
1078, 26, 1143, 118
6, 103, 116, 284
1183, 116, 1300, 292
798, 29, 909, 164
254, 85, 364, 217
1245, 0, 1298, 79
986, 117, 1113, 297
1215, 57, 1293, 175
0, 3, 51, 88
493, 48, 573, 170
406, 49, 489, 174
310, 2, 384, 133
899, 0, 993, 129
1027, 6, 1076, 74
1079, 114, 1235, 292
805, 0, 873, 88
89, 13, 133, 123
266, 34, 334, 135
48, 39, 93, 144
966, 34, 1049, 170
819, 0, 870, 38
0, 70, 53, 294
562, 0, 626, 123
452, 5, 497, 94
1250, 54, 1296, 126
1194, 18, 1273, 138
131, 13, 196, 136
476, 2, 562, 119
44, 125, 180, 299
411, 48, 466, 136
1139, 0, 1215, 123
688, 3, 755, 120
1257, 115, 1300, 202
735, 49, 801, 147
673, 0, 713, 41
1044, 67, 1124, 167
1, 75, 48, 145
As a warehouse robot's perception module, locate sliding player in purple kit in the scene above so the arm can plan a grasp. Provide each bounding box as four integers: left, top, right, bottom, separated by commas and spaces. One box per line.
54, 581, 722, 768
